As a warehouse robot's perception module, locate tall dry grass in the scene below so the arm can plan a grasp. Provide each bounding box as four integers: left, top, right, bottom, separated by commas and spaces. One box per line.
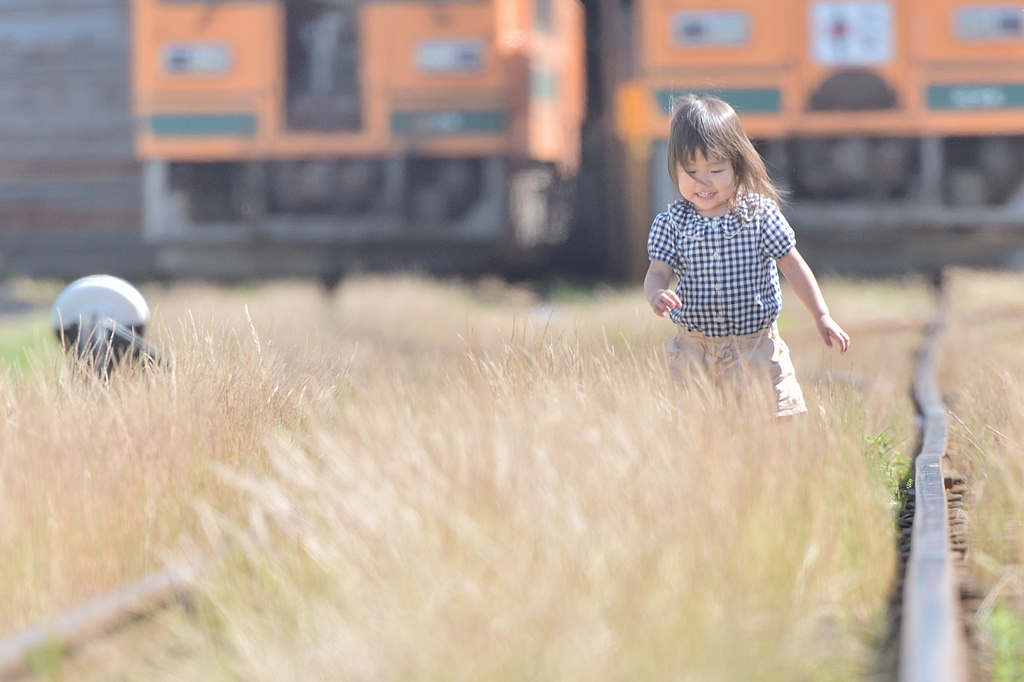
939, 270, 1024, 610
0, 274, 934, 680
0, 306, 338, 629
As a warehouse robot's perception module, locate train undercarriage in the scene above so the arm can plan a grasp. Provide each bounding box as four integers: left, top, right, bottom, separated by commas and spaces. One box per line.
143, 157, 573, 281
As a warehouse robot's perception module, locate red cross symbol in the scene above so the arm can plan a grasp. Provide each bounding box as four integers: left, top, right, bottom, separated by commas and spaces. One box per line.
830, 18, 850, 40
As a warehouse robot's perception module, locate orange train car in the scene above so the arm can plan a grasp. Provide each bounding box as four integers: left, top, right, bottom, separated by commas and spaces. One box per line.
132, 0, 584, 279
613, 0, 1024, 277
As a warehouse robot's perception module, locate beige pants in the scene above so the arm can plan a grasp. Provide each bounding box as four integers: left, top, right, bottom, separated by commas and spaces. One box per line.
666, 324, 807, 418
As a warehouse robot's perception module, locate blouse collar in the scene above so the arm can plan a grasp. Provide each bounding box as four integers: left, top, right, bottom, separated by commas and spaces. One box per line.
667, 200, 747, 240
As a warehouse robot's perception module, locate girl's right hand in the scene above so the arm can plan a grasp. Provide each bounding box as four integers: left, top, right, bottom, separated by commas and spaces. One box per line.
652, 289, 682, 318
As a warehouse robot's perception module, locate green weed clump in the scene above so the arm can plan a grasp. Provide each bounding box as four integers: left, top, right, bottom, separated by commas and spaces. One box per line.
863, 431, 912, 503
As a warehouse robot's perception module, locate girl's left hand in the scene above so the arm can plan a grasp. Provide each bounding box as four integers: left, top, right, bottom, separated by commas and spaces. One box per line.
815, 314, 850, 354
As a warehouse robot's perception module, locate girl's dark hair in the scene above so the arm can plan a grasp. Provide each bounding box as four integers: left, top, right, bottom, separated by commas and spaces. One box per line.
667, 95, 781, 213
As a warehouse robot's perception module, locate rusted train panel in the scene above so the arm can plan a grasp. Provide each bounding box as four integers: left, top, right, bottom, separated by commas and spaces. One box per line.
132, 0, 585, 279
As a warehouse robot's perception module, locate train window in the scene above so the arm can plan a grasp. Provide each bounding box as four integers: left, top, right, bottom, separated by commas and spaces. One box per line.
810, 1, 893, 66
162, 43, 232, 75
416, 40, 484, 74
672, 11, 750, 47
955, 5, 1024, 41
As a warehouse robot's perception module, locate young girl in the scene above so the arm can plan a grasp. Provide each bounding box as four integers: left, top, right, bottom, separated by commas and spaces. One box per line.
644, 95, 849, 417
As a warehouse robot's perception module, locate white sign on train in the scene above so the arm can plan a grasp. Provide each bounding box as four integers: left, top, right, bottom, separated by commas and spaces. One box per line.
672, 11, 750, 47
810, 1, 894, 66
955, 5, 1024, 41
161, 43, 232, 76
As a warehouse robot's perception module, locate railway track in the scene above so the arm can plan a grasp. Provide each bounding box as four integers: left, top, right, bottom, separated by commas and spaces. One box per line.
897, 277, 969, 681
0, 279, 978, 678
0, 559, 202, 679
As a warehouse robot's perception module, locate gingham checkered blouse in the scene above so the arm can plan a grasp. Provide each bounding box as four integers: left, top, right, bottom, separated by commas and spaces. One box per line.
647, 196, 796, 337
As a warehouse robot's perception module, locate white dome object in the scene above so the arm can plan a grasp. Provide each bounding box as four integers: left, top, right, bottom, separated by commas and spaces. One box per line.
50, 275, 150, 331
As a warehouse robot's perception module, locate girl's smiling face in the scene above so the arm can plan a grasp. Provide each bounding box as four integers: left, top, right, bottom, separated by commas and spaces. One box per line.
675, 152, 737, 217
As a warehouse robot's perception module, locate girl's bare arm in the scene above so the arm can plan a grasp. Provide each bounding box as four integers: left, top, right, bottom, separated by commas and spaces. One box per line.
644, 259, 682, 317
777, 248, 850, 353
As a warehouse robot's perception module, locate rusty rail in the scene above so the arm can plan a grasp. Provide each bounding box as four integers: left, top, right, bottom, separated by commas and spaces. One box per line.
0, 559, 203, 679
899, 280, 967, 681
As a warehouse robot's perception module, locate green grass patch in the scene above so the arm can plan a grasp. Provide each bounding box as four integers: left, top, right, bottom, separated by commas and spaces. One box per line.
26, 632, 66, 678
0, 313, 60, 375
990, 605, 1024, 681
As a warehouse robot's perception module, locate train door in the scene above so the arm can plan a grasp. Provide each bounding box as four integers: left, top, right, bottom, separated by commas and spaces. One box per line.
285, 0, 362, 131
789, 1, 917, 200
642, 1, 795, 217
799, 0, 909, 112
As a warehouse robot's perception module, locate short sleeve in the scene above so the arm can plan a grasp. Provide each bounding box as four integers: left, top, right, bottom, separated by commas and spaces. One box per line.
758, 199, 796, 260
647, 211, 677, 267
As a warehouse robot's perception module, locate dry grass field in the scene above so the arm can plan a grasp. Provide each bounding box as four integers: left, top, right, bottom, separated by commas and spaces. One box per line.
938, 270, 1024, 677
0, 271, 1005, 680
